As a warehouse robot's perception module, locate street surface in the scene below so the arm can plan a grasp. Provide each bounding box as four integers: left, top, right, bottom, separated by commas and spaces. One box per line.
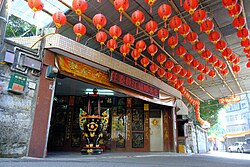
0, 151, 250, 167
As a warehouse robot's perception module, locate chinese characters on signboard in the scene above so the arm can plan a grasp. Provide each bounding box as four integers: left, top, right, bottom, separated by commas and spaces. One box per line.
110, 70, 159, 98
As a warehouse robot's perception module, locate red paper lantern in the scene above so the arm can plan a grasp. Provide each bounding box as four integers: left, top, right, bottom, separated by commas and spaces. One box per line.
93, 13, 107, 30
186, 68, 192, 78
208, 31, 221, 44
232, 65, 241, 74
165, 72, 173, 81
221, 68, 229, 76
114, 0, 129, 21
107, 39, 118, 56
169, 16, 182, 32
209, 55, 218, 66
244, 48, 250, 54
197, 73, 205, 82
176, 46, 187, 58
184, 54, 194, 64
237, 28, 249, 41
246, 54, 250, 59
157, 68, 166, 78
215, 40, 227, 52
201, 49, 212, 60
73, 23, 86, 42
187, 78, 194, 85
191, 59, 200, 69
172, 65, 182, 74
202, 66, 210, 75
157, 53, 167, 65
179, 68, 187, 77
109, 25, 122, 40
241, 38, 250, 49
183, 0, 198, 14
158, 4, 172, 28
28, 0, 44, 17
178, 24, 191, 40
176, 79, 184, 89
140, 57, 150, 72
165, 60, 175, 71
222, 0, 238, 10
201, 19, 214, 34
136, 40, 146, 53
228, 4, 242, 18
120, 44, 130, 61
72, 0, 88, 21
232, 16, 246, 30
145, 20, 158, 42
220, 62, 227, 70
197, 63, 205, 72
193, 9, 207, 24
147, 44, 158, 60
167, 36, 178, 49
157, 28, 169, 48
52, 12, 67, 32
209, 70, 216, 79
132, 10, 145, 34
215, 59, 223, 69
229, 54, 237, 63
170, 74, 178, 83
193, 41, 205, 54
186, 32, 198, 45
123, 33, 135, 47
144, 0, 157, 13
96, 31, 107, 48
131, 49, 141, 65
233, 56, 240, 65
246, 61, 250, 68
150, 63, 159, 74
222, 48, 233, 59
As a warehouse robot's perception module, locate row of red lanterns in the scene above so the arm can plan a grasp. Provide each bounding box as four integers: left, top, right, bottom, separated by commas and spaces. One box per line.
189, 7, 241, 75
222, 0, 250, 69
28, 0, 207, 126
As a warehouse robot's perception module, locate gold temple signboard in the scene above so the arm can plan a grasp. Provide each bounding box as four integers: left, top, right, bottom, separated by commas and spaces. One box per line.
56, 56, 111, 87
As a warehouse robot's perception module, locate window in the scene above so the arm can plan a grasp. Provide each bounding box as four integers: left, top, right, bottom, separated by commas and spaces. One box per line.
229, 103, 241, 111
240, 100, 249, 109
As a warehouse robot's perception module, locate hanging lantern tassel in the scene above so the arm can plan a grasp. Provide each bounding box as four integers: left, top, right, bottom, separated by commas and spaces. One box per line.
136, 26, 139, 34
120, 12, 123, 22
180, 0, 183, 6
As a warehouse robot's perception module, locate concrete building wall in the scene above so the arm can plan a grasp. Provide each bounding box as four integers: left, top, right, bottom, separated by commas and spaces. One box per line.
0, 41, 40, 157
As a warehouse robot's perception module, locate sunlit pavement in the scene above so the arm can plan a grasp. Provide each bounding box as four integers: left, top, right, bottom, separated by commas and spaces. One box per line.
0, 151, 250, 167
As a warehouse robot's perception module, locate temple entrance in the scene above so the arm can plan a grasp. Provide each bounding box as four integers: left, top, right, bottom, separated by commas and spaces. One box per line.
47, 74, 124, 153
149, 110, 163, 151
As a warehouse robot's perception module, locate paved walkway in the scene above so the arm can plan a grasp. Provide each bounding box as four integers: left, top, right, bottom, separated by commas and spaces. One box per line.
0, 151, 250, 167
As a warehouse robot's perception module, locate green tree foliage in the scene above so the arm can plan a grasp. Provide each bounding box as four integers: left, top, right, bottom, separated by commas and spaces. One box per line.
5, 15, 36, 37
200, 100, 223, 127
208, 121, 225, 136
